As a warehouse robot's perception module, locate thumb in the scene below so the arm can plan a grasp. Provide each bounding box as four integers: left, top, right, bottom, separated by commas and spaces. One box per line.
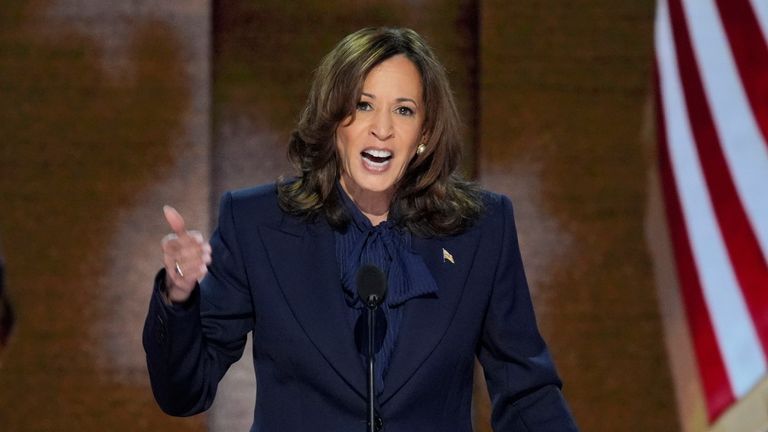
163, 205, 187, 235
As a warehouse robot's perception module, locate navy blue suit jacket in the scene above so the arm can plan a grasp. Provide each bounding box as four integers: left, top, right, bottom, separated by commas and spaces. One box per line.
143, 184, 578, 431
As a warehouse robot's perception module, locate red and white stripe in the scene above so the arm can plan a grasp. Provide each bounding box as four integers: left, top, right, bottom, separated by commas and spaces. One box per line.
655, 0, 768, 421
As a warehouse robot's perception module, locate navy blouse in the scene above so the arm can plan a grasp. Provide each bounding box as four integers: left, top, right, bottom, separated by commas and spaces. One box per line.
334, 184, 438, 394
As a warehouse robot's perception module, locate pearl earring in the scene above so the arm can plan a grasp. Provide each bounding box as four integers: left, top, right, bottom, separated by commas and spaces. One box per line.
416, 143, 426, 155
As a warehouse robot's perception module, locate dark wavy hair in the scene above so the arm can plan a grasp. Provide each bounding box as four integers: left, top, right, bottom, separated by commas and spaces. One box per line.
278, 27, 482, 236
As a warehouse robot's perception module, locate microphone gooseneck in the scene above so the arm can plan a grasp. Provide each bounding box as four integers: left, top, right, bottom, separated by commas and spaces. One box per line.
356, 264, 387, 432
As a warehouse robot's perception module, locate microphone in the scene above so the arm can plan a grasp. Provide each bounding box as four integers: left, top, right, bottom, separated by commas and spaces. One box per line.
356, 264, 387, 309
356, 265, 387, 432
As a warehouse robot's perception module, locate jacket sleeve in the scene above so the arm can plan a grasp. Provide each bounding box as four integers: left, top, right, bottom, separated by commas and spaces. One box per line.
143, 191, 254, 416
477, 195, 579, 431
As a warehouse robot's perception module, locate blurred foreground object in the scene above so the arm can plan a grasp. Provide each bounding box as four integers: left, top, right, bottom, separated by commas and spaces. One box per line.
0, 251, 14, 355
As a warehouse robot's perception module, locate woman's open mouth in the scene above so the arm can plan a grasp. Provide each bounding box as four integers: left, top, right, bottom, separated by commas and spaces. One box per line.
361, 149, 393, 170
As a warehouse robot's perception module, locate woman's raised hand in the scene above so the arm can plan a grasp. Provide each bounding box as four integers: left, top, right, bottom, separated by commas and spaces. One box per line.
161, 205, 212, 303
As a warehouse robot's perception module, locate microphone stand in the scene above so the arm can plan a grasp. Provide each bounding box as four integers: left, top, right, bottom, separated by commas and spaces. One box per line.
366, 295, 379, 432
356, 264, 386, 432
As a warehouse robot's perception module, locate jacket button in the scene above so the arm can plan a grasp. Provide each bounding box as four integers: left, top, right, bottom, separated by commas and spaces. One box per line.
375, 415, 383, 431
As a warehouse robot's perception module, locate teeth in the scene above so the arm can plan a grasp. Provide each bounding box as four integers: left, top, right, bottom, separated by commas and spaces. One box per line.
364, 149, 392, 158
365, 158, 389, 167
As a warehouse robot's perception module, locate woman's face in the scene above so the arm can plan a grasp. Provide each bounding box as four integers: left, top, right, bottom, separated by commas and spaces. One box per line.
336, 54, 424, 202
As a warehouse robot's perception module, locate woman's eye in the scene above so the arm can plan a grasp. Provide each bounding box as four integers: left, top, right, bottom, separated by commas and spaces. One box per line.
396, 106, 415, 116
356, 101, 372, 111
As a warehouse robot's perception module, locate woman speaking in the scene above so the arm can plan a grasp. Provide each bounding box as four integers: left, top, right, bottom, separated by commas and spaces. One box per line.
143, 27, 578, 431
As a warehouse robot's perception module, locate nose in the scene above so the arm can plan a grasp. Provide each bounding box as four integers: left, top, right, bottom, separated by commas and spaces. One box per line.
370, 111, 393, 141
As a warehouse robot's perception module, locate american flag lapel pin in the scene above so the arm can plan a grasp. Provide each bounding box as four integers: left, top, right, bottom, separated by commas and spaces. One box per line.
442, 248, 455, 264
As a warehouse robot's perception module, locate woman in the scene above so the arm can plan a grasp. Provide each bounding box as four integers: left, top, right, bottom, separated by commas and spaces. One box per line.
144, 27, 578, 431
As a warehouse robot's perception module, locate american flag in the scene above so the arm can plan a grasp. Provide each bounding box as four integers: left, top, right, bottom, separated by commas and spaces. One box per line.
655, 0, 768, 422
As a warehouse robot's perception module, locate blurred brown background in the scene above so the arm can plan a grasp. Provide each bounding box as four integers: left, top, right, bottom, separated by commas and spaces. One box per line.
0, 0, 677, 430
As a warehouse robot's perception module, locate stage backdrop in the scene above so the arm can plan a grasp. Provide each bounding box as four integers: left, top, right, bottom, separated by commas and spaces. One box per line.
0, 0, 681, 431
0, 0, 209, 430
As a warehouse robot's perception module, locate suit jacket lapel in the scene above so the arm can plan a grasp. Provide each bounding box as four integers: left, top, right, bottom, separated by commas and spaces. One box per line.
259, 217, 367, 399
380, 228, 481, 404
258, 213, 481, 404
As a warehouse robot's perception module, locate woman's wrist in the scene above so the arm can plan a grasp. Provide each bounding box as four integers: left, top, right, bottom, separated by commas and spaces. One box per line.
162, 272, 192, 306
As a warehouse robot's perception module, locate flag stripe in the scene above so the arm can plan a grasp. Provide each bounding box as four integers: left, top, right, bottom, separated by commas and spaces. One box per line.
715, 0, 768, 150
655, 60, 735, 419
749, 0, 768, 45
682, 0, 768, 262
673, 0, 768, 372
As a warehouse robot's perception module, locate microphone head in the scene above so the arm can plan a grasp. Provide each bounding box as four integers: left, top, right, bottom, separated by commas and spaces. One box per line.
356, 264, 387, 308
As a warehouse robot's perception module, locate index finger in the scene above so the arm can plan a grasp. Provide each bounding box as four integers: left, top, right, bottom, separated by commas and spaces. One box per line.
163, 205, 187, 236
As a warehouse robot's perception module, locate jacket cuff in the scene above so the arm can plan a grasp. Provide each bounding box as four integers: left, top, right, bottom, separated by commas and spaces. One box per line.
154, 268, 200, 313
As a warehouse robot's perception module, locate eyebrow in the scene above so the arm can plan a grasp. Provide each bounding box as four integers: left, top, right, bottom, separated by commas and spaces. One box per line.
361, 92, 418, 105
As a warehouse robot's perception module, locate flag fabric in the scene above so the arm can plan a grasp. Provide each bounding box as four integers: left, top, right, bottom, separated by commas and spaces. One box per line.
655, 0, 768, 422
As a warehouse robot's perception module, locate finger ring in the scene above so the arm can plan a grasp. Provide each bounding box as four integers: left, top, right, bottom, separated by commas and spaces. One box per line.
174, 261, 184, 278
